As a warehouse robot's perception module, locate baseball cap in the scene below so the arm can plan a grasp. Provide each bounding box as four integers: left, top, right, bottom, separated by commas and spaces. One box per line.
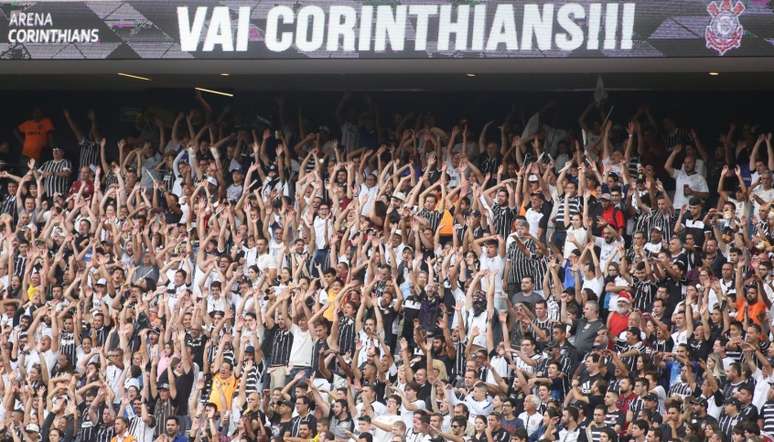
392, 192, 406, 201
528, 174, 539, 182
158, 382, 170, 390
600, 193, 611, 200
124, 378, 141, 391
725, 398, 740, 407
96, 278, 107, 286
245, 345, 255, 354
643, 393, 658, 402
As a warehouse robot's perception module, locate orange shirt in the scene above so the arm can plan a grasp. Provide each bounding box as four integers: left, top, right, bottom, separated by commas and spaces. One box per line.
736, 297, 767, 325
111, 433, 136, 442
18, 118, 53, 159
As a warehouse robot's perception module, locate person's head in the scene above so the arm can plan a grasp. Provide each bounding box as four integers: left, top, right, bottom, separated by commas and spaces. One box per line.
737, 384, 754, 405
684, 154, 696, 173
332, 399, 348, 418
472, 382, 488, 401
165, 417, 179, 437
486, 413, 502, 431
593, 405, 606, 425
450, 416, 467, 435
583, 301, 599, 320
563, 180, 577, 197
524, 394, 540, 413
520, 275, 534, 293
48, 428, 63, 442
542, 407, 561, 427
472, 415, 487, 433
726, 362, 741, 382
631, 419, 648, 439
424, 193, 437, 211
412, 410, 430, 433
114, 417, 129, 434
496, 188, 508, 205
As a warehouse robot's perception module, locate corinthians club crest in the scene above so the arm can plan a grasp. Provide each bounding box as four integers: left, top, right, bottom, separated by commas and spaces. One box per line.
705, 0, 746, 56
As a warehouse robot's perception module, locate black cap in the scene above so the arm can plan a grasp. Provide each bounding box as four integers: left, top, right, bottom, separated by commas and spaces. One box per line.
245, 346, 255, 354
725, 398, 741, 407
643, 394, 658, 402
158, 382, 170, 390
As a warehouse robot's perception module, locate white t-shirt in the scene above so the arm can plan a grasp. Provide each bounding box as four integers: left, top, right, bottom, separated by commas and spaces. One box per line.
525, 208, 545, 237
400, 399, 426, 430
582, 275, 605, 297
358, 184, 379, 216
288, 324, 314, 368
464, 308, 488, 348
313, 216, 332, 250
518, 411, 543, 436
671, 168, 709, 209
594, 236, 623, 270
257, 253, 275, 273
372, 414, 402, 442
564, 227, 588, 259
479, 254, 504, 295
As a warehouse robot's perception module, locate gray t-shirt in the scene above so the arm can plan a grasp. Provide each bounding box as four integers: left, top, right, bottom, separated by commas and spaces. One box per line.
510, 291, 544, 310
573, 318, 604, 356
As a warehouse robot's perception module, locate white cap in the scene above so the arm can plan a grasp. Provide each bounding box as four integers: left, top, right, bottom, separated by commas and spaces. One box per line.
124, 378, 141, 391
392, 192, 406, 201
96, 278, 107, 286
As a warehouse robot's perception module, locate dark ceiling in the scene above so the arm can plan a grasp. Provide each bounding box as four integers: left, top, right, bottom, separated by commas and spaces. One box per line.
1, 56, 774, 91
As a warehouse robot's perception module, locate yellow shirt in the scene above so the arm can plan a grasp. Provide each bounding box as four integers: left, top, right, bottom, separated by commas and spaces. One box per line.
208, 374, 237, 412
323, 289, 339, 322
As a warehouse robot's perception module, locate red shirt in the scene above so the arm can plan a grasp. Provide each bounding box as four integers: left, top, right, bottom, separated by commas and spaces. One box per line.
68, 179, 94, 197
602, 206, 625, 231
608, 311, 629, 338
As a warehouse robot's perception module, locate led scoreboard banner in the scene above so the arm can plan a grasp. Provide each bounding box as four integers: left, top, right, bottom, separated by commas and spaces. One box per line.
0, 0, 773, 60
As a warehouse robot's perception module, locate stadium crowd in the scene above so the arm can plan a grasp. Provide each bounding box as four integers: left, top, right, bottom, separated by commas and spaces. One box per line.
2, 92, 774, 442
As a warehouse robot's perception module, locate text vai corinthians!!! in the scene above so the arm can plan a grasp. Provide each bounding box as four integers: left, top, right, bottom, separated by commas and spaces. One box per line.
177, 3, 637, 53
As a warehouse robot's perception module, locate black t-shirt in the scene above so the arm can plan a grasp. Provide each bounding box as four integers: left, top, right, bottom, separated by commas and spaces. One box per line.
185, 333, 208, 368
168, 366, 194, 415
579, 371, 602, 396
416, 381, 432, 405
271, 418, 293, 439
